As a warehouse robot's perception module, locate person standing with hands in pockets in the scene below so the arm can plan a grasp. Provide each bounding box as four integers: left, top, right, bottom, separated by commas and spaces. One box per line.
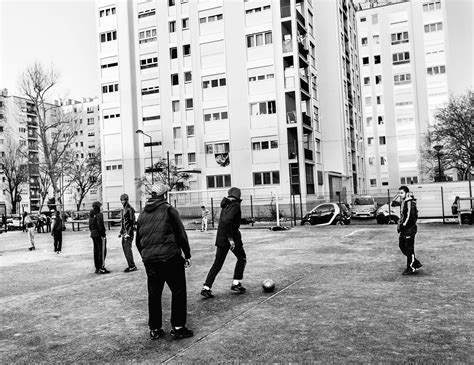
135, 183, 193, 340
118, 194, 137, 272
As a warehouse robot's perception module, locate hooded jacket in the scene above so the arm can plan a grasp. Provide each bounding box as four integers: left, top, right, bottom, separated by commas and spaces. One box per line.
135, 197, 191, 263
89, 202, 106, 238
399, 194, 418, 234
215, 197, 242, 248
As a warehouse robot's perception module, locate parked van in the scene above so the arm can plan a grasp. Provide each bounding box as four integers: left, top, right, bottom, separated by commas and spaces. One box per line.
351, 195, 377, 218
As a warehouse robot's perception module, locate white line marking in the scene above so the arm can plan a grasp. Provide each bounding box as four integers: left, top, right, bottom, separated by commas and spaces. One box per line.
345, 229, 366, 237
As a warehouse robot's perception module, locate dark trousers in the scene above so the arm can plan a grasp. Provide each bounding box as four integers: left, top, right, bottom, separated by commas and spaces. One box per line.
144, 255, 187, 330
399, 231, 421, 268
122, 236, 136, 268
53, 233, 62, 252
204, 245, 247, 288
92, 237, 106, 270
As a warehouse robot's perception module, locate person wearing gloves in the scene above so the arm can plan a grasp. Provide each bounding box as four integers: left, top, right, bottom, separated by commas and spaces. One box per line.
135, 183, 193, 340
201, 187, 247, 299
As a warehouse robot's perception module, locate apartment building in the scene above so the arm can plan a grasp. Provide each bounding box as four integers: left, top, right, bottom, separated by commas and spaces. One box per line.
315, 0, 366, 199
0, 88, 41, 213
96, 0, 368, 208
0, 89, 101, 214
357, 0, 473, 191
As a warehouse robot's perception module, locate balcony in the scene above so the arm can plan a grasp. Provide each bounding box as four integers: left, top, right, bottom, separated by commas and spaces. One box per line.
282, 39, 293, 53
297, 38, 309, 57
286, 111, 297, 124
302, 113, 312, 127
281, 5, 291, 18
296, 9, 305, 27
304, 148, 313, 160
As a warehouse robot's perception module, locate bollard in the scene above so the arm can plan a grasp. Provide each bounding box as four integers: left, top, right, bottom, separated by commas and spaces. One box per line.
441, 186, 445, 224
211, 197, 215, 228
250, 195, 254, 227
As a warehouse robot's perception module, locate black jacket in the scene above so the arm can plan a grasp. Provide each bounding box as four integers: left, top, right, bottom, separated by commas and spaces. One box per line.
120, 203, 135, 239
216, 197, 242, 248
89, 205, 106, 238
136, 197, 191, 263
52, 217, 62, 236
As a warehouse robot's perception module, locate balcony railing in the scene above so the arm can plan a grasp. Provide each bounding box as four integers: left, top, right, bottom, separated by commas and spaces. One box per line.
302, 113, 312, 127
296, 9, 305, 26
282, 39, 293, 53
304, 148, 313, 160
281, 5, 291, 18
286, 111, 297, 124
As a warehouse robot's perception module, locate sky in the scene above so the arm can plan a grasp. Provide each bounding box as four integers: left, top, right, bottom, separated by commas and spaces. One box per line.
1, 0, 99, 101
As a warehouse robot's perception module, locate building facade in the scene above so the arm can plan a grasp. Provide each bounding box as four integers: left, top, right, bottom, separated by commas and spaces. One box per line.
356, 0, 473, 192
315, 0, 366, 200
96, 0, 366, 209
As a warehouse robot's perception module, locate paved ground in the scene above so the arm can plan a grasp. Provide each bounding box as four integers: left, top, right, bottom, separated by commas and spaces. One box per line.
0, 223, 472, 363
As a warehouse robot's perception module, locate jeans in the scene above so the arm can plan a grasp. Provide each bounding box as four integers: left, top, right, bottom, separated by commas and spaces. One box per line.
92, 237, 106, 270
144, 254, 187, 330
121, 236, 136, 268
204, 245, 247, 288
28, 227, 35, 247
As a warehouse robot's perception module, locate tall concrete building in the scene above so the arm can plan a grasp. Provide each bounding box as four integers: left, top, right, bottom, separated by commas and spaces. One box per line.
315, 0, 366, 199
356, 0, 473, 191
95, 0, 366, 208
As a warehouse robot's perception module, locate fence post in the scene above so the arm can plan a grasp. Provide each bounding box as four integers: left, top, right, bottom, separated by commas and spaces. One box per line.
250, 195, 254, 227
293, 194, 297, 225
387, 189, 391, 220
441, 186, 445, 224
299, 194, 303, 220
139, 200, 142, 212
276, 191, 280, 226
211, 197, 214, 228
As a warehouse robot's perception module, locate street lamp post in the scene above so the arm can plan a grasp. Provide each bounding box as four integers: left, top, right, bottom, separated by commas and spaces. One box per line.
136, 129, 154, 185
434, 145, 443, 182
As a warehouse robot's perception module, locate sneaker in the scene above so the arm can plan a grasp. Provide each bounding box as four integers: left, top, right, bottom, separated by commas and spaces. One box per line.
149, 328, 164, 340
95, 269, 100, 274
402, 268, 416, 275
99, 268, 110, 274
413, 261, 423, 269
28, 246, 35, 251
170, 326, 193, 339
200, 288, 215, 299
231, 283, 246, 293
124, 266, 137, 273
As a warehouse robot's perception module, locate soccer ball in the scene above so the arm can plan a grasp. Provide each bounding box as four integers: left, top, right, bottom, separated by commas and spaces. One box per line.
262, 279, 275, 293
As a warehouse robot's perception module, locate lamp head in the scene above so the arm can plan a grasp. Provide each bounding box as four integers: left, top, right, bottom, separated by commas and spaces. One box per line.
136, 129, 144, 135
433, 145, 443, 152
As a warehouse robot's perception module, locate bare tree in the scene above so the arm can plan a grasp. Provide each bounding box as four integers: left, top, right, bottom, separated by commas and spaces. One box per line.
37, 163, 52, 212
67, 151, 102, 211
421, 91, 473, 181
18, 62, 79, 210
0, 136, 29, 214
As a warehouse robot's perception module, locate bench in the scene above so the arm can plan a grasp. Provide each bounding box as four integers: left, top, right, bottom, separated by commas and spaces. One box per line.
67, 219, 121, 231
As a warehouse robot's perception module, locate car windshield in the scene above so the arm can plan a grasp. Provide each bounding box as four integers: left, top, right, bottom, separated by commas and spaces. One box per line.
353, 197, 374, 205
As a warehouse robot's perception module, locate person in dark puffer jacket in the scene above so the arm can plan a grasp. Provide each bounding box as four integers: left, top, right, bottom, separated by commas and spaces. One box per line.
201, 187, 247, 299
89, 201, 109, 274
135, 183, 193, 340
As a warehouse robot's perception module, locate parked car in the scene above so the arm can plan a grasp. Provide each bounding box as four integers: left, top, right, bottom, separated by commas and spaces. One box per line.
301, 203, 351, 226
7, 216, 23, 231
351, 195, 378, 218
108, 209, 122, 226
376, 204, 400, 224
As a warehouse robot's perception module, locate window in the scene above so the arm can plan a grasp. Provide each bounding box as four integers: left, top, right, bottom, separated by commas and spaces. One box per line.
186, 125, 194, 136
378, 116, 384, 125
250, 100, 276, 115
170, 47, 178, 59
204, 110, 228, 121
183, 44, 191, 56
363, 77, 370, 86
246, 5, 271, 14
365, 97, 371, 106
169, 21, 176, 33
249, 73, 274, 83
394, 73, 411, 85
188, 153, 196, 164
100, 31, 117, 43
391, 31, 409, 44
361, 37, 368, 46
366, 117, 372, 125
184, 71, 192, 83
185, 98, 193, 109
171, 74, 179, 85
423, 1, 441, 12
99, 6, 116, 17
362, 57, 369, 65
370, 179, 377, 187
173, 127, 181, 139
367, 137, 373, 145
253, 171, 280, 186
140, 56, 158, 70
100, 60, 118, 69
102, 83, 119, 94
172, 100, 179, 112
374, 55, 381, 64
379, 136, 386, 145
372, 14, 378, 24
103, 111, 120, 119
200, 13, 223, 23
138, 8, 155, 19
373, 35, 379, 44
139, 28, 157, 44
376, 96, 383, 105
427, 65, 446, 76
424, 22, 443, 33
87, 118, 94, 125
247, 31, 273, 48
182, 18, 189, 29
369, 157, 374, 165
169, 0, 175, 6
380, 156, 387, 166
392, 52, 410, 65
175, 154, 183, 166
202, 76, 226, 89
141, 85, 159, 95
375, 75, 382, 84
207, 175, 231, 188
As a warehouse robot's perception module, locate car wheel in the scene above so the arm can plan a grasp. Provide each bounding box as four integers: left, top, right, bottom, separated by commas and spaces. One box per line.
461, 215, 472, 225
336, 220, 345, 226
303, 221, 311, 226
